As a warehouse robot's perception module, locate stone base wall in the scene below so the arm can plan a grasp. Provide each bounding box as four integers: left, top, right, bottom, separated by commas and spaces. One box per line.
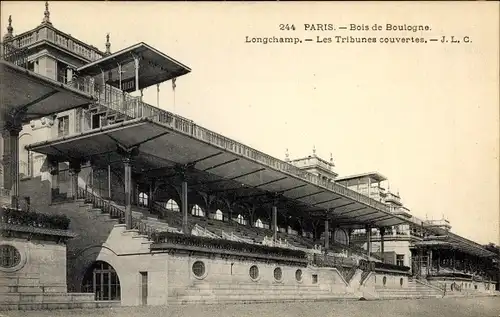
0, 237, 67, 294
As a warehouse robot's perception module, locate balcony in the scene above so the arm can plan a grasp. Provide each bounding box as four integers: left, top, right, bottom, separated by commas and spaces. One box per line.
7, 25, 104, 62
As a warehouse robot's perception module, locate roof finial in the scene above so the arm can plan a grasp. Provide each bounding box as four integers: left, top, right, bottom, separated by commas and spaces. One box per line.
3, 15, 13, 41
330, 153, 333, 164
285, 148, 290, 162
312, 145, 316, 156
42, 1, 52, 25
105, 33, 111, 55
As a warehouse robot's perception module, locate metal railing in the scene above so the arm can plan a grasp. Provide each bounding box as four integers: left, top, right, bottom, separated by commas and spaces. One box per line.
77, 186, 156, 237
1, 42, 29, 68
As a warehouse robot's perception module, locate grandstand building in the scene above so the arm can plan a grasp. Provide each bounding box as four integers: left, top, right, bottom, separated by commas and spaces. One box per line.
1, 2, 499, 310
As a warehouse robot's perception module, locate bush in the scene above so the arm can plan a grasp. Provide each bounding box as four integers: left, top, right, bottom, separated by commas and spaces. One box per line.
1, 206, 70, 230
151, 231, 307, 259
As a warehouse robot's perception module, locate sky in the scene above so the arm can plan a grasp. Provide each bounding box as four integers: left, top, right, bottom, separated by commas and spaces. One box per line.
1, 1, 499, 245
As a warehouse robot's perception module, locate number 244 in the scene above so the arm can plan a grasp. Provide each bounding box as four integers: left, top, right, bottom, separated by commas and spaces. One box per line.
279, 24, 296, 31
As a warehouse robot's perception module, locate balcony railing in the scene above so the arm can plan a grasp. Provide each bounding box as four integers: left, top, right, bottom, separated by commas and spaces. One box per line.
7, 26, 104, 62
1, 42, 29, 68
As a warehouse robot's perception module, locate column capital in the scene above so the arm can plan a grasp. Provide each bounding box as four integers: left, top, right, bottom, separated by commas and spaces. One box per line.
380, 227, 386, 235
174, 162, 195, 181
3, 108, 26, 136
69, 159, 83, 174
268, 192, 283, 205
117, 145, 139, 162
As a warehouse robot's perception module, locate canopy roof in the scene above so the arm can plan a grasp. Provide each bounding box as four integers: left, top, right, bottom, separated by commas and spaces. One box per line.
76, 42, 191, 93
418, 226, 497, 258
0, 60, 95, 130
27, 117, 412, 230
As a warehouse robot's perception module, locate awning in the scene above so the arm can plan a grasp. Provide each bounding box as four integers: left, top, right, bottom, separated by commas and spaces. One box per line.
0, 60, 95, 129
27, 117, 414, 230
76, 42, 191, 93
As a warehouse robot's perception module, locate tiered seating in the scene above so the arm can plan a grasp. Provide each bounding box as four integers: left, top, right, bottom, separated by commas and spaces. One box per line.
94, 196, 367, 263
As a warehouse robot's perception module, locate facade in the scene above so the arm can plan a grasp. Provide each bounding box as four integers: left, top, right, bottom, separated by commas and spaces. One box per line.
1, 2, 499, 311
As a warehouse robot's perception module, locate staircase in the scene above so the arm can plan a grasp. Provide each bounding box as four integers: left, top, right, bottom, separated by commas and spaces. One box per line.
375, 278, 443, 299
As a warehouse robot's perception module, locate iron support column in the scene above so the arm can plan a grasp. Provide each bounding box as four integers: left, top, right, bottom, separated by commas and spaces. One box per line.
69, 160, 82, 201
123, 157, 132, 230
181, 179, 188, 234
324, 218, 329, 253
272, 205, 278, 243
108, 164, 112, 199
380, 227, 385, 263
366, 225, 372, 258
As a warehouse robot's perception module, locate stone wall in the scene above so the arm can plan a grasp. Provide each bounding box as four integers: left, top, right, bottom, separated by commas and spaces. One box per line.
0, 237, 67, 293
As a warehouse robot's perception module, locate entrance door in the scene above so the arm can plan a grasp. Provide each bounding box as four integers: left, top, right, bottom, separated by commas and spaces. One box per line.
140, 272, 148, 306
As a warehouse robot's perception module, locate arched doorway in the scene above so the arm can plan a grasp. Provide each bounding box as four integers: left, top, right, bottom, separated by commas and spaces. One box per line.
82, 261, 121, 301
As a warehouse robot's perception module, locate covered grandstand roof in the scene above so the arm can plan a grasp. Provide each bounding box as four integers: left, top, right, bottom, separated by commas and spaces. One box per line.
0, 60, 96, 130
27, 116, 413, 230
418, 227, 497, 258
76, 42, 191, 93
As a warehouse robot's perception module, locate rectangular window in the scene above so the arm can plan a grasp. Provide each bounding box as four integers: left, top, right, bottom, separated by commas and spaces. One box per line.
396, 254, 405, 267
58, 115, 70, 137
92, 114, 104, 129
57, 61, 68, 83
312, 274, 318, 284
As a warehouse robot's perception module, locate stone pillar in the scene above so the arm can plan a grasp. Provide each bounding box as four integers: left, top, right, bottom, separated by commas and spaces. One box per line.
123, 157, 133, 230
324, 218, 329, 252
69, 160, 81, 201
272, 205, 278, 243
380, 227, 385, 263
366, 225, 372, 258
3, 124, 22, 208
181, 179, 188, 234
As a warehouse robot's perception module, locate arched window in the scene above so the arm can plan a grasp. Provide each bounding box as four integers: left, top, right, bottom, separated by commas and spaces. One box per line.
191, 204, 204, 217
165, 199, 180, 212
214, 209, 223, 221
138, 192, 148, 207
334, 228, 349, 245
255, 218, 264, 228
236, 214, 246, 225
82, 261, 120, 301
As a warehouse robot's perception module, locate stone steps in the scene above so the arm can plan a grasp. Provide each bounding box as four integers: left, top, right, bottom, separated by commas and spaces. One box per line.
0, 292, 120, 311
171, 293, 359, 305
